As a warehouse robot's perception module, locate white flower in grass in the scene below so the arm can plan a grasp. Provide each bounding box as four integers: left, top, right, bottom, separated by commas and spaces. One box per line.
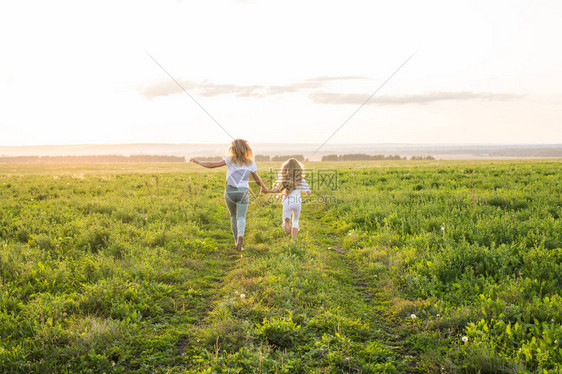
436, 313, 440, 317
234, 291, 238, 295
410, 314, 416, 319
462, 336, 468, 342
441, 225, 445, 231
240, 294, 246, 299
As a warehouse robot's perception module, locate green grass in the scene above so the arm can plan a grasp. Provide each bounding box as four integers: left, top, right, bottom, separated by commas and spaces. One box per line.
0, 160, 560, 373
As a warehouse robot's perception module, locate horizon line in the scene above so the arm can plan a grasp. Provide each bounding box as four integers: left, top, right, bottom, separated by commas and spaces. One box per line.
1, 141, 561, 148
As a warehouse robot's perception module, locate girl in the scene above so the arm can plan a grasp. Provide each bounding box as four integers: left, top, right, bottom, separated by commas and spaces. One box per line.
190, 139, 268, 249
263, 158, 311, 242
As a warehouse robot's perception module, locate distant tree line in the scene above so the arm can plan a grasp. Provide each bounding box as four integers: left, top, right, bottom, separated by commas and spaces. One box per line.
194, 154, 437, 162
408, 155, 435, 160
487, 148, 562, 157
321, 154, 435, 161
271, 155, 305, 162
322, 154, 404, 161
196, 155, 306, 162
195, 156, 223, 161
0, 155, 186, 164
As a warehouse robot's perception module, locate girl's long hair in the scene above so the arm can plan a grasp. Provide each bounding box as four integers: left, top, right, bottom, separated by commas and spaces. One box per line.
228, 139, 254, 166
277, 158, 305, 196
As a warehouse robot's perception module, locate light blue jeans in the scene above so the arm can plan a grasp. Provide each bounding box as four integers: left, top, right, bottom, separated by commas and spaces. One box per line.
224, 185, 249, 240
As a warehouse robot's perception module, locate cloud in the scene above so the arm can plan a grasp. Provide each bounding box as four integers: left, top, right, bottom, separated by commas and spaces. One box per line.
308, 91, 525, 105
140, 78, 522, 107
138, 80, 195, 99
304, 76, 373, 82
139, 76, 373, 100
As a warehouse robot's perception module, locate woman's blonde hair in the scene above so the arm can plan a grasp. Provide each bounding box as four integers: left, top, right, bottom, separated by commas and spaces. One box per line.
277, 158, 305, 196
228, 139, 254, 165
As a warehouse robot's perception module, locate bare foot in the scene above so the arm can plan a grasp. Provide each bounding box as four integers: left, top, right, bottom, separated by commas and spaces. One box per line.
236, 236, 244, 250
292, 227, 298, 242
284, 218, 291, 234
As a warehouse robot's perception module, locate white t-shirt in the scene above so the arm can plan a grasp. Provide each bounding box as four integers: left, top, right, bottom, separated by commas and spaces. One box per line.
224, 157, 257, 188
282, 179, 311, 205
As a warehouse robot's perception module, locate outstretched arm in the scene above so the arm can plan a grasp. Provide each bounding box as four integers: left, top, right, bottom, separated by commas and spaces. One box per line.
190, 158, 226, 168
250, 172, 269, 192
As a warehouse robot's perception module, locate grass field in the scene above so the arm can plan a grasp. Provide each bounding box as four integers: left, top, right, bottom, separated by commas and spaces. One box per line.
0, 160, 560, 373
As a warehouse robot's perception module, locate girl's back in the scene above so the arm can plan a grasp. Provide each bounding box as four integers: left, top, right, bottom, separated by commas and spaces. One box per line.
283, 179, 311, 202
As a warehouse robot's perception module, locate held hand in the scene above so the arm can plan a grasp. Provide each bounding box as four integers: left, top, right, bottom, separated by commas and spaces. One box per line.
260, 186, 269, 194
189, 158, 199, 164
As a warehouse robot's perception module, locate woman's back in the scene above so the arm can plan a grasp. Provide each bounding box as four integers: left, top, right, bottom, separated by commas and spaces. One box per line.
224, 157, 257, 188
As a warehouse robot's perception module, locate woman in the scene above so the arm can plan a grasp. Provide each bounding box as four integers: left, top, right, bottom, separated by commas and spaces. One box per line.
190, 139, 268, 250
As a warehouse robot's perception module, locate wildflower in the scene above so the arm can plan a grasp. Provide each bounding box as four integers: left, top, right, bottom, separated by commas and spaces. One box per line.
462, 336, 468, 342
410, 314, 416, 319
234, 291, 238, 294
240, 294, 246, 299
441, 225, 445, 231
436, 313, 440, 317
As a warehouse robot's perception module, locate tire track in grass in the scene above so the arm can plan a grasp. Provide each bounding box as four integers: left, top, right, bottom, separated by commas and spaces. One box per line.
174, 233, 241, 355
307, 204, 421, 373
330, 246, 421, 373
119, 172, 245, 371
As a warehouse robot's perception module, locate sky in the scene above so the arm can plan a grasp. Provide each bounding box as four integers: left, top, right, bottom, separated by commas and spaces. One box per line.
1, 0, 561, 146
